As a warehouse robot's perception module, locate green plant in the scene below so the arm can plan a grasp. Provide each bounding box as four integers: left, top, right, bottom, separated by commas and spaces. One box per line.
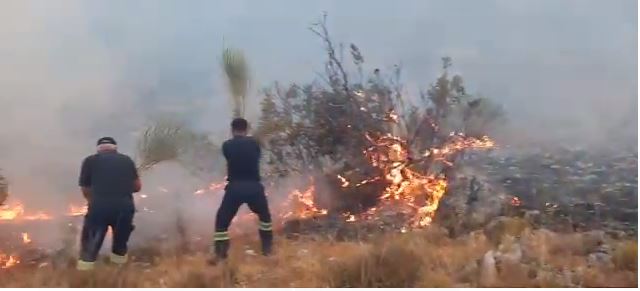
222, 47, 250, 118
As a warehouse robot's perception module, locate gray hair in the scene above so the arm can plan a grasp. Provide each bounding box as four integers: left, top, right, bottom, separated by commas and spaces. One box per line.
97, 143, 118, 152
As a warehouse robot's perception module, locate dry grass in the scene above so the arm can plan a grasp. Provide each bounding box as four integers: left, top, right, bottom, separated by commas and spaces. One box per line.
0, 227, 636, 287
614, 240, 638, 272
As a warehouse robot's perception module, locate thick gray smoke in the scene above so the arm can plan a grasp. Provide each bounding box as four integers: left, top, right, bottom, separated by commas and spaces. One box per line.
0, 0, 636, 249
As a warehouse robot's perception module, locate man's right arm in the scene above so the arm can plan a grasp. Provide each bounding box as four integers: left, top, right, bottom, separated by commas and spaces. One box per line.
130, 157, 142, 193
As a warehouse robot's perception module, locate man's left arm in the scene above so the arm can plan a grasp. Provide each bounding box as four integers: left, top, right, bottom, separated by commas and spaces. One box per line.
79, 157, 92, 202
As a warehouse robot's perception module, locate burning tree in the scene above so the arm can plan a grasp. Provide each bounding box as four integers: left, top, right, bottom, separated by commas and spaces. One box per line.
257, 13, 503, 227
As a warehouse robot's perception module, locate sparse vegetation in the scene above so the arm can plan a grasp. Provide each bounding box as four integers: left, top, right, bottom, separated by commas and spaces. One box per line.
0, 171, 7, 205
0, 228, 635, 287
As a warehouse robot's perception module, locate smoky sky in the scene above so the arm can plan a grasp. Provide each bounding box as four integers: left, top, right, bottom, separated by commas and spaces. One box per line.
0, 0, 636, 205
84, 0, 636, 139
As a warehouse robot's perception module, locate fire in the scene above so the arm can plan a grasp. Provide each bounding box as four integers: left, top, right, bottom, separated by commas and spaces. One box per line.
194, 181, 226, 195
67, 204, 88, 217
22, 232, 31, 244
0, 203, 24, 220
23, 212, 53, 221
0, 254, 19, 269
511, 196, 522, 207
337, 175, 350, 187
209, 181, 226, 192
281, 131, 494, 226
337, 131, 495, 227
423, 133, 495, 158
283, 182, 327, 220
383, 109, 399, 123
0, 202, 53, 222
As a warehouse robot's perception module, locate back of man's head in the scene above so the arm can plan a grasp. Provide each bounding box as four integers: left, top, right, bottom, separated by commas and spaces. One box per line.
96, 136, 118, 152
231, 118, 249, 135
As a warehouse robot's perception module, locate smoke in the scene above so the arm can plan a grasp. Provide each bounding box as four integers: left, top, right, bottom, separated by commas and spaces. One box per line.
0, 1, 136, 210
0, 0, 635, 251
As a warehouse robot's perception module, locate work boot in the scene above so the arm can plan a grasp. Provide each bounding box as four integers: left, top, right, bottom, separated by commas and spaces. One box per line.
76, 259, 95, 271
208, 241, 229, 266
109, 253, 128, 266
261, 243, 273, 257
259, 229, 273, 256
206, 255, 226, 266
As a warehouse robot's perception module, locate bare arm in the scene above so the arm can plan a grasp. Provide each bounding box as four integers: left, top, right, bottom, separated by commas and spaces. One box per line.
133, 178, 142, 193
131, 157, 142, 193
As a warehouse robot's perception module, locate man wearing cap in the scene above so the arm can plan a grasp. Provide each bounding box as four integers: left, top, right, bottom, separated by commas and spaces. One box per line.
209, 118, 273, 265
76, 137, 141, 271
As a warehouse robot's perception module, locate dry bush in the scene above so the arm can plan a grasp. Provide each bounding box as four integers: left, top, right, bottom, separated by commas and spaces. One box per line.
136, 117, 191, 171
613, 240, 638, 272
581, 266, 638, 288
324, 237, 422, 287
143, 256, 238, 287
416, 269, 455, 287
495, 260, 533, 287
483, 216, 531, 246
234, 238, 343, 287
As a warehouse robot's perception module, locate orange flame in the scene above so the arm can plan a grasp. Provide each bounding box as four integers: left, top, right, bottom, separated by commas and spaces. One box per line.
283, 182, 327, 220
0, 254, 19, 269
194, 181, 226, 195
0, 202, 53, 222
281, 132, 494, 226
67, 204, 88, 217
511, 196, 522, 207
334, 132, 495, 227
337, 175, 350, 188
0, 203, 24, 220
209, 181, 226, 192
21, 233, 31, 244
23, 212, 53, 221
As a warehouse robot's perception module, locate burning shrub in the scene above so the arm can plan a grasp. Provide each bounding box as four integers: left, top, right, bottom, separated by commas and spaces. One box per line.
257, 13, 504, 227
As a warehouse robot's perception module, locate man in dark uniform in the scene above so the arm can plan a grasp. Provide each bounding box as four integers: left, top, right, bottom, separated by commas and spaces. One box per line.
77, 137, 141, 271
210, 118, 273, 264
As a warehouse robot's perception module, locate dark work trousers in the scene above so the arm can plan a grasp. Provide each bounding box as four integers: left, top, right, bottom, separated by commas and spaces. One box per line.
214, 181, 273, 258
79, 206, 135, 263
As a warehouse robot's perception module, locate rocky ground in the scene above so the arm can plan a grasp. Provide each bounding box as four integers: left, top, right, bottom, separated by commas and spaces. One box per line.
461, 145, 637, 234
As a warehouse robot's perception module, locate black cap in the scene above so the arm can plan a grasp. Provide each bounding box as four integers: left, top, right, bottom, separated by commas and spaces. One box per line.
231, 118, 248, 131
97, 137, 117, 146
